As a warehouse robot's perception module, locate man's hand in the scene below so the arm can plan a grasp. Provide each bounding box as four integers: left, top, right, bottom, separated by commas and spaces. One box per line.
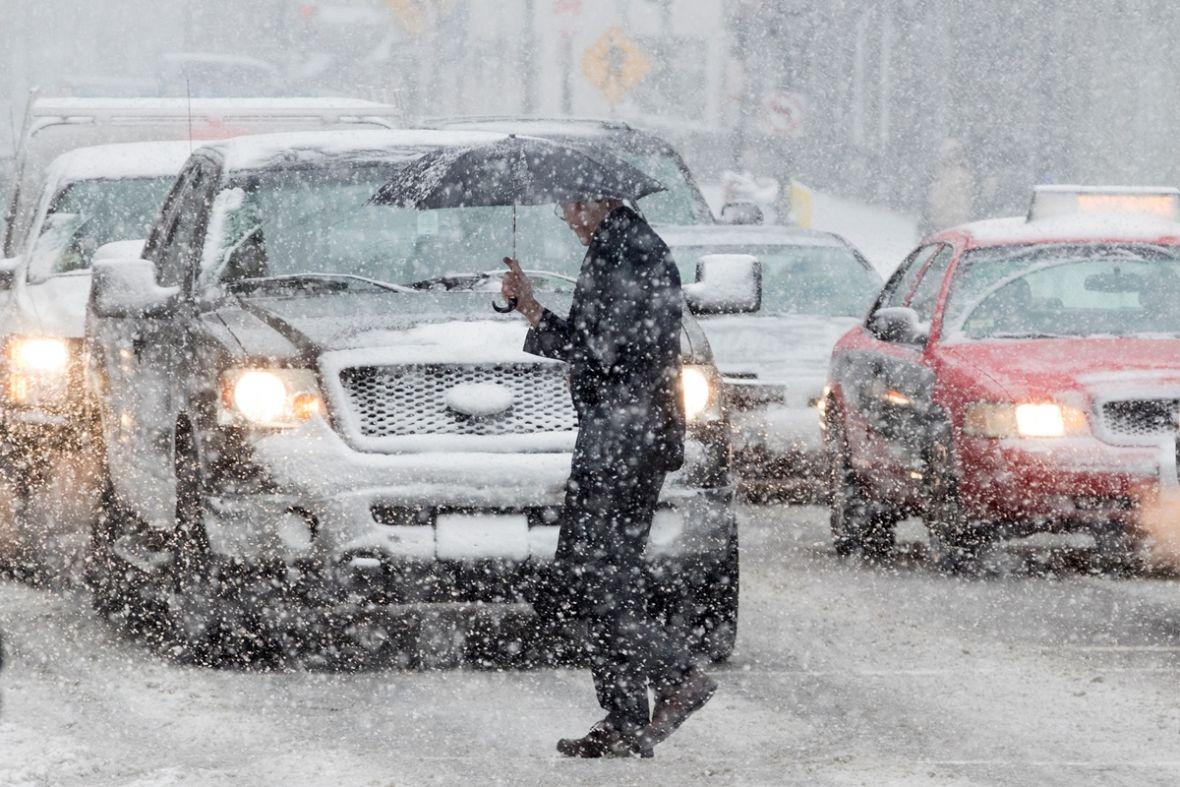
501, 257, 544, 326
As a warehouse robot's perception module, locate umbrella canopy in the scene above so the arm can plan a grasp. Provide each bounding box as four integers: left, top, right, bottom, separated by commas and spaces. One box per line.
369, 134, 666, 209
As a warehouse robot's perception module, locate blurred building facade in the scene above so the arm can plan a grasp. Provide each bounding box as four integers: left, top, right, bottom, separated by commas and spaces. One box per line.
5, 0, 1180, 217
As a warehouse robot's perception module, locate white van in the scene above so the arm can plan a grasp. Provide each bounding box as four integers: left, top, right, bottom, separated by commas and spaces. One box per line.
2, 96, 399, 257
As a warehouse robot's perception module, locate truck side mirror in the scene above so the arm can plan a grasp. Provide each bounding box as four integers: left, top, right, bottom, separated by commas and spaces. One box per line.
868, 306, 928, 345
684, 253, 761, 315
0, 256, 21, 290
720, 201, 764, 225
90, 257, 179, 318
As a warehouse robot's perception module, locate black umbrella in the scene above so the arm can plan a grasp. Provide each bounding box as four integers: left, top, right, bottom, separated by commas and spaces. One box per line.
369, 135, 665, 311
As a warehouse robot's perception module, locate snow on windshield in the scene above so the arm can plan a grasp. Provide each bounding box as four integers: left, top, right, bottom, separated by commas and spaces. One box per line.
202, 162, 587, 287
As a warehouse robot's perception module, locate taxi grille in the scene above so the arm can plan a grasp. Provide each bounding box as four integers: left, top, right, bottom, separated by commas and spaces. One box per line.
339, 364, 577, 437
1096, 398, 1179, 445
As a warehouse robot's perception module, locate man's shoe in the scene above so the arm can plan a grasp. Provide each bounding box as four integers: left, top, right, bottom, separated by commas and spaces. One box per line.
557, 719, 654, 759
646, 669, 718, 745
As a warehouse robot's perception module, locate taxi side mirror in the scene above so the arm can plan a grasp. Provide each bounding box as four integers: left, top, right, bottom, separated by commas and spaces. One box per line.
684, 253, 762, 315
868, 306, 927, 345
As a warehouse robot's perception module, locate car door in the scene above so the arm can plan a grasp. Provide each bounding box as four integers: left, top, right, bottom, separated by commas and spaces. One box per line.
94, 156, 219, 530
832, 243, 954, 482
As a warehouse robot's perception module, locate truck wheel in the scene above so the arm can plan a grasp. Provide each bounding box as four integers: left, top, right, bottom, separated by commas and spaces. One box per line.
170, 420, 284, 667
924, 436, 985, 574
87, 477, 171, 637
827, 416, 896, 559
690, 529, 739, 663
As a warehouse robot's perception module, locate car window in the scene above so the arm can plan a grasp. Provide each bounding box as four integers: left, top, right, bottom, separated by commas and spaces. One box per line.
144, 163, 199, 265
158, 160, 218, 288
905, 244, 955, 321
874, 245, 939, 314
616, 148, 706, 225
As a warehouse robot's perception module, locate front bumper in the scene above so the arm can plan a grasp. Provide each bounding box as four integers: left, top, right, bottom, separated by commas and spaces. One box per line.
957, 433, 1167, 533
729, 404, 826, 492
201, 418, 736, 583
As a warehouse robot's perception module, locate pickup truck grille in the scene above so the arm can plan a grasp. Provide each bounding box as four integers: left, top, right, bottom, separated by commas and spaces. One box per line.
1096, 398, 1179, 445
339, 364, 577, 437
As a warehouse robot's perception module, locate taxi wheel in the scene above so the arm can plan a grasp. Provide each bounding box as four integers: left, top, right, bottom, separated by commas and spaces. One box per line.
827, 418, 896, 559
924, 438, 984, 573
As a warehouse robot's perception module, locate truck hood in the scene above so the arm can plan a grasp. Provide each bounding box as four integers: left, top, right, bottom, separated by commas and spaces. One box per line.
936, 337, 1180, 402
218, 291, 544, 362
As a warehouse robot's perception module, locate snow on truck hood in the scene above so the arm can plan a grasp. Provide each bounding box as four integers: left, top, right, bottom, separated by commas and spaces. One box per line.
219, 291, 549, 362
701, 313, 859, 386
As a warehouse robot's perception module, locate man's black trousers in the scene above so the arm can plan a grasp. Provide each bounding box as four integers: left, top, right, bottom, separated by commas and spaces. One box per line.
541, 460, 694, 734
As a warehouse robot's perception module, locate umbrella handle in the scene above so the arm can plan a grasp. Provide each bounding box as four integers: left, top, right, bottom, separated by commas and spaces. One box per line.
492, 296, 518, 314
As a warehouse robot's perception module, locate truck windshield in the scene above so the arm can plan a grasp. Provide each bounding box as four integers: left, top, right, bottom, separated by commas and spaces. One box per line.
205, 162, 590, 288
944, 244, 1180, 339
27, 176, 176, 282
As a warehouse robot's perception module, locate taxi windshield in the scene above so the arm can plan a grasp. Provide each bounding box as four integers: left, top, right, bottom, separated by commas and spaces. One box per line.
27, 176, 176, 282
944, 243, 1180, 340
673, 244, 880, 317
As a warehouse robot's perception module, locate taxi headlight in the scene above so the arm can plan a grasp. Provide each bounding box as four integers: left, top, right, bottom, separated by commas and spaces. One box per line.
682, 365, 719, 422
965, 402, 1088, 438
219, 369, 324, 428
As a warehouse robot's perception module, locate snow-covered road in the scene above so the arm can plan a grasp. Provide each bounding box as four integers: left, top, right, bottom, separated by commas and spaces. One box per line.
3, 506, 1180, 786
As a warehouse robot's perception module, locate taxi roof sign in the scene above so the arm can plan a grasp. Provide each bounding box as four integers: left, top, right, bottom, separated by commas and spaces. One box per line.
1028, 185, 1180, 222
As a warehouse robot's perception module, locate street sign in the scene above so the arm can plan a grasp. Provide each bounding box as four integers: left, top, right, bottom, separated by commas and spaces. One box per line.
762, 91, 808, 138
386, 0, 455, 36
581, 27, 652, 107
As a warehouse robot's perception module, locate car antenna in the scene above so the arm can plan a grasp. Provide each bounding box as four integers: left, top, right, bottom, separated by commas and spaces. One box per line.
185, 75, 194, 153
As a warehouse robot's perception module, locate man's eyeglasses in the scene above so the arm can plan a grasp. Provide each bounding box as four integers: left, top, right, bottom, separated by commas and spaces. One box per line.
553, 204, 566, 221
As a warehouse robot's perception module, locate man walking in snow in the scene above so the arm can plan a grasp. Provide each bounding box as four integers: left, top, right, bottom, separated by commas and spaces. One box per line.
501, 197, 716, 758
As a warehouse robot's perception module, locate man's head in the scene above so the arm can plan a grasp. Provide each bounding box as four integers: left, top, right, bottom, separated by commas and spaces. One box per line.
557, 198, 623, 246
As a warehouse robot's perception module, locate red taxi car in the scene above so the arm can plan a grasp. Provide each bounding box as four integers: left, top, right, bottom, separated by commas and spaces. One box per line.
822, 186, 1180, 570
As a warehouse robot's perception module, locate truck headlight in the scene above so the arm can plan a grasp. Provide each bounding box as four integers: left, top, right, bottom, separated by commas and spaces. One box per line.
6, 336, 72, 405
965, 402, 1088, 438
219, 369, 324, 428
682, 364, 720, 422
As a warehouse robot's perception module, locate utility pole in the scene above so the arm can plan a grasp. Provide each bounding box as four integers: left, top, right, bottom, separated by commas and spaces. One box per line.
522, 0, 537, 114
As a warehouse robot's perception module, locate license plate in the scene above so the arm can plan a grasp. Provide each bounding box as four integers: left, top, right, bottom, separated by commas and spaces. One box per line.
435, 513, 529, 560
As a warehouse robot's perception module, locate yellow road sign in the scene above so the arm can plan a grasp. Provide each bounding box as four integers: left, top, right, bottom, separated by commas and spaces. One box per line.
581, 27, 652, 107
386, 0, 455, 36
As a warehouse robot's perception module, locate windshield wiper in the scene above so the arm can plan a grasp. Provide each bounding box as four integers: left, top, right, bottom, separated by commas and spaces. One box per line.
988, 331, 1067, 339
405, 272, 487, 290
228, 273, 413, 294
404, 269, 577, 290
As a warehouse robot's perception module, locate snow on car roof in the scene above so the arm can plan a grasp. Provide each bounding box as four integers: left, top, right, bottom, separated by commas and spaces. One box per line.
949, 214, 1180, 248
198, 129, 510, 173
426, 116, 636, 139
658, 223, 848, 249
46, 140, 195, 184
29, 96, 399, 119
